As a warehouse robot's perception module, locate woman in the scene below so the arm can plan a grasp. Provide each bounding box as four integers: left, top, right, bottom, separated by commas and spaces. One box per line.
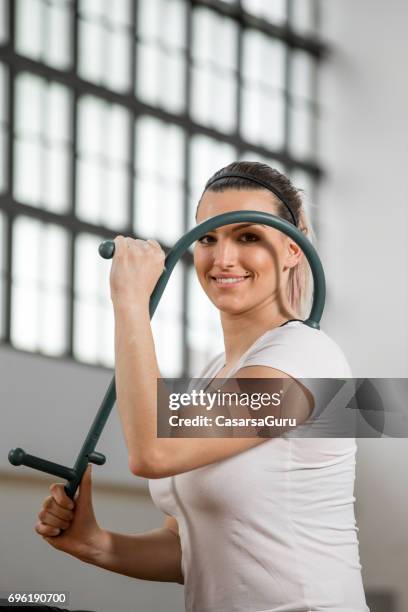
35, 162, 369, 612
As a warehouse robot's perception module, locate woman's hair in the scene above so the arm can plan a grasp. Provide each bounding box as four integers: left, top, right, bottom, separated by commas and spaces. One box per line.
197, 160, 315, 319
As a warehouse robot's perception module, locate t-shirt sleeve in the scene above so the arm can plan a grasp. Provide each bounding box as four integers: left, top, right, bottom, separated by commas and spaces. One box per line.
237, 325, 354, 432
238, 325, 353, 379
239, 332, 307, 379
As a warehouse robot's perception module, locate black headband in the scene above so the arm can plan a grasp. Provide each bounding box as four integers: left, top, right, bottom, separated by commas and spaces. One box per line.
205, 173, 298, 227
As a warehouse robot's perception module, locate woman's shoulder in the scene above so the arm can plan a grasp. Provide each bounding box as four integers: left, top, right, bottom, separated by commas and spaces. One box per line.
241, 320, 353, 379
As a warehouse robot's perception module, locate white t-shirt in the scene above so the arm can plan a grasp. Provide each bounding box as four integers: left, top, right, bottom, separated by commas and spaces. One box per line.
149, 321, 370, 612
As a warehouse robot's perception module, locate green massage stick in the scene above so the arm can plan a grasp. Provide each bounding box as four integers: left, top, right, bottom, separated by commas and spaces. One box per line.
8, 211, 326, 498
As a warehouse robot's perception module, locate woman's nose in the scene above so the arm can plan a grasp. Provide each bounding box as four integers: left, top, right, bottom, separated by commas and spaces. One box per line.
212, 240, 239, 268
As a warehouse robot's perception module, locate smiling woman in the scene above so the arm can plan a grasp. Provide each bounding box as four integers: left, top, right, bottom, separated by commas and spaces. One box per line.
35, 161, 369, 612
148, 161, 370, 612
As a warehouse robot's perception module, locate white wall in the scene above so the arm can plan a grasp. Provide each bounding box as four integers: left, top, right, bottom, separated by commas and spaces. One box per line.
0, 346, 184, 611
0, 471, 184, 612
319, 1, 408, 610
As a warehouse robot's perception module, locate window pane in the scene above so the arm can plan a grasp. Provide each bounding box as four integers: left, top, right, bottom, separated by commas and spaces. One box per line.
44, 147, 70, 214
241, 31, 286, 148
138, 0, 185, 49
0, 212, 6, 339
134, 116, 185, 243
14, 73, 72, 212
136, 0, 186, 112
289, 102, 316, 159
109, 0, 132, 26
291, 0, 319, 36
241, 87, 285, 149
16, 0, 72, 69
11, 217, 69, 355
73, 233, 113, 367
76, 96, 131, 229
187, 266, 224, 377
151, 262, 183, 377
14, 140, 42, 205
0, 62, 7, 123
191, 8, 238, 133
46, 0, 72, 69
0, 63, 8, 193
189, 135, 236, 228
107, 28, 132, 92
78, 1, 132, 93
136, 44, 185, 114
15, 73, 43, 138
79, 0, 132, 25
191, 67, 237, 133
291, 50, 316, 102
242, 30, 286, 92
16, 0, 43, 61
78, 20, 105, 83
0, 0, 9, 43
242, 0, 287, 25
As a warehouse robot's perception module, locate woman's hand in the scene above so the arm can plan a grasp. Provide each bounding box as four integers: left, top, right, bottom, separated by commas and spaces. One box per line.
35, 466, 106, 562
110, 236, 166, 307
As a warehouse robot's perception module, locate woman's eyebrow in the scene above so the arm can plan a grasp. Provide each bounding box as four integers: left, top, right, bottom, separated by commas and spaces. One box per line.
210, 223, 266, 233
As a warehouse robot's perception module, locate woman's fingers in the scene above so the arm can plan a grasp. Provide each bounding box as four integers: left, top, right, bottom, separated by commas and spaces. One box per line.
38, 504, 73, 525
49, 483, 74, 510
38, 500, 73, 530
35, 485, 74, 537
36, 511, 70, 530
35, 522, 61, 537
42, 498, 74, 521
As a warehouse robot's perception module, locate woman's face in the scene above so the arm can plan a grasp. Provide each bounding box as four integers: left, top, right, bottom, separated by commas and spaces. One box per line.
194, 189, 300, 316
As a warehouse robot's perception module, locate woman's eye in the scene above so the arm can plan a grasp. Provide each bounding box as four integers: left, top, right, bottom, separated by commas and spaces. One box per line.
197, 235, 215, 245
197, 233, 260, 245
239, 232, 259, 242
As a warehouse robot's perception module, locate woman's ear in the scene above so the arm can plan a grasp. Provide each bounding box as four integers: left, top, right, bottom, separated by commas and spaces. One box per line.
284, 238, 303, 270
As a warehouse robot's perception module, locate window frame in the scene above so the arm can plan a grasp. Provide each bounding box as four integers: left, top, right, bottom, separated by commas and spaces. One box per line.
0, 0, 327, 376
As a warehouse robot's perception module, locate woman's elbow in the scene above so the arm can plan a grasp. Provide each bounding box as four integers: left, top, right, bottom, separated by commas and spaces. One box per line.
129, 448, 168, 479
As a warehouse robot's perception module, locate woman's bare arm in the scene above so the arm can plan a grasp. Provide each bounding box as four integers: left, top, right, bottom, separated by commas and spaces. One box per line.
83, 515, 183, 584
113, 285, 311, 480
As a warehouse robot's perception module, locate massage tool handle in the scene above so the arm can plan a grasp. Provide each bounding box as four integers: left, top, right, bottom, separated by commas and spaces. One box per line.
8, 447, 106, 499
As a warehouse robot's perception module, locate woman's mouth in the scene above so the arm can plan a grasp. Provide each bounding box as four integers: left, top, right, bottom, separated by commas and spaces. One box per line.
210, 275, 251, 287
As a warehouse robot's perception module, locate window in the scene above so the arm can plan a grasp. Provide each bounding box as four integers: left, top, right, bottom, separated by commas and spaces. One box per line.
189, 135, 237, 228
241, 30, 286, 149
14, 73, 72, 213
16, 0, 73, 70
11, 216, 69, 355
0, 62, 8, 194
288, 50, 318, 159
242, 0, 287, 26
191, 7, 238, 133
136, 0, 186, 113
0, 211, 6, 339
151, 261, 184, 377
73, 233, 113, 366
78, 0, 132, 93
134, 115, 185, 244
1, 0, 324, 377
76, 96, 131, 229
0, 0, 8, 44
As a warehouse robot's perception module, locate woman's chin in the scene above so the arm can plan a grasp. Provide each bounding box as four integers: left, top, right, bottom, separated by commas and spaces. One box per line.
213, 297, 251, 314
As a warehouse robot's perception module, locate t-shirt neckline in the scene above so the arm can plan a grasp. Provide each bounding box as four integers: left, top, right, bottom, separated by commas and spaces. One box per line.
211, 319, 303, 383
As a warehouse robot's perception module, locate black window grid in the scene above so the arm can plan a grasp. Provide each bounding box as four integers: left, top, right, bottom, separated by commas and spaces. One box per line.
0, 0, 327, 376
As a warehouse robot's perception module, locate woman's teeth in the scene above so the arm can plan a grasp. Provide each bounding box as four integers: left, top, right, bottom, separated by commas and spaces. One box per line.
213, 276, 249, 285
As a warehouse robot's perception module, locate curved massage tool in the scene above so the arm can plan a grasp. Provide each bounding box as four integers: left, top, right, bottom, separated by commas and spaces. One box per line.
8, 211, 326, 498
